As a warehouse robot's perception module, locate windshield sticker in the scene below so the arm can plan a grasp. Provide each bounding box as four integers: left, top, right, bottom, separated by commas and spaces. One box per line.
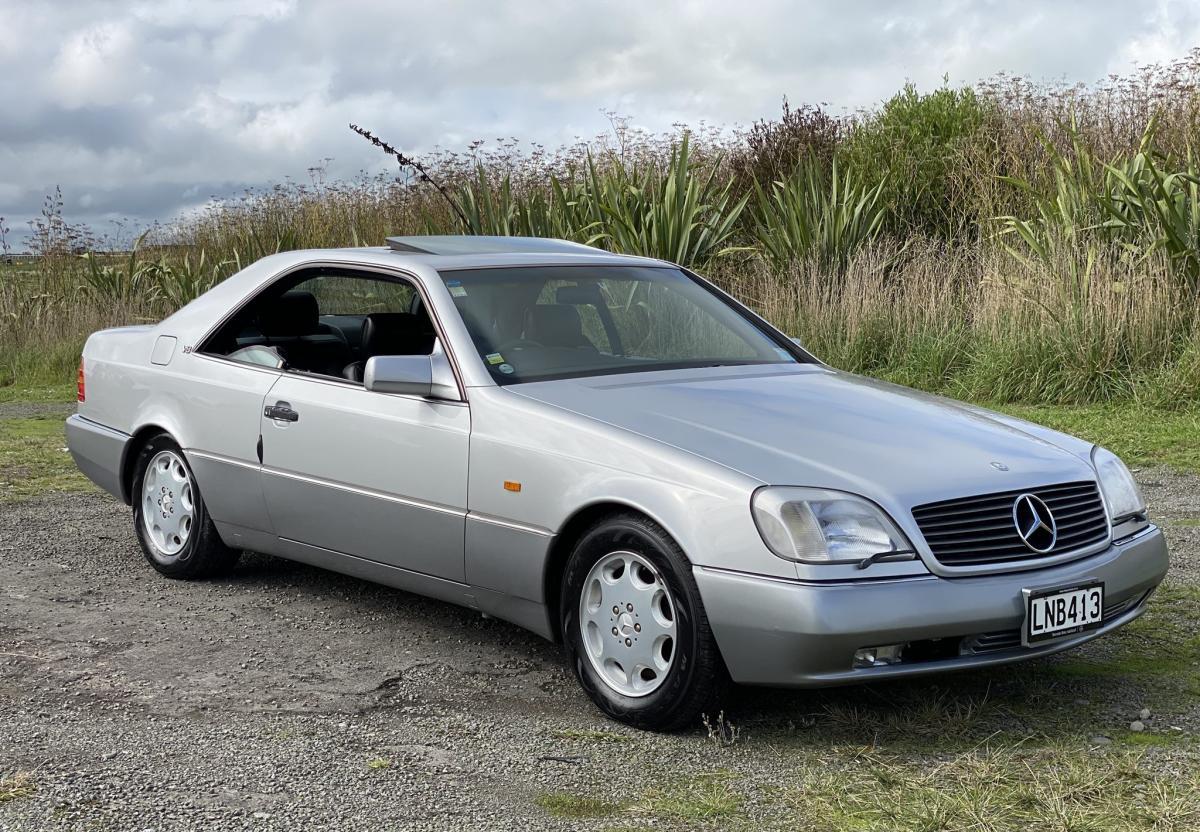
497, 363, 515, 374
449, 285, 468, 297
486, 353, 505, 365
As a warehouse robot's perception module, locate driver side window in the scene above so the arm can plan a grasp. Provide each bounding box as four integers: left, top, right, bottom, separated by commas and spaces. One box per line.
201, 269, 435, 383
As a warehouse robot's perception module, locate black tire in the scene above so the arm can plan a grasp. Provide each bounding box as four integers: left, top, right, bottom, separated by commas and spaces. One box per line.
131, 433, 240, 579
560, 512, 730, 731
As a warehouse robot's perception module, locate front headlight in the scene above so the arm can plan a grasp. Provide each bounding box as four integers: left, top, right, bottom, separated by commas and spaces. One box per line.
1092, 446, 1146, 522
751, 486, 915, 564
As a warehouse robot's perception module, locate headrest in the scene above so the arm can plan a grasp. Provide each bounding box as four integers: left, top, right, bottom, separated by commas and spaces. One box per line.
260, 291, 319, 336
362, 312, 435, 356
525, 304, 586, 347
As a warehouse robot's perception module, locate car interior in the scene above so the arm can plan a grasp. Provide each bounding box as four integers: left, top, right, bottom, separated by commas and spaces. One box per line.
202, 271, 437, 382
444, 267, 791, 383
202, 264, 799, 387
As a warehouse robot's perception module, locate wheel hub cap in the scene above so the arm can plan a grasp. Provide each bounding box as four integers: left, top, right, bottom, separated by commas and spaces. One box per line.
141, 450, 195, 559
579, 550, 676, 697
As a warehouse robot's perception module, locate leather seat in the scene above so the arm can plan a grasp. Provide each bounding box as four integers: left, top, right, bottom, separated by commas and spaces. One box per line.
343, 312, 435, 382
523, 305, 596, 349
258, 291, 351, 376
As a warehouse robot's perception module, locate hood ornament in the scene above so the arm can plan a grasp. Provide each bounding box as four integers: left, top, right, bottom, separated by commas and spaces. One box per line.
990, 461, 1009, 471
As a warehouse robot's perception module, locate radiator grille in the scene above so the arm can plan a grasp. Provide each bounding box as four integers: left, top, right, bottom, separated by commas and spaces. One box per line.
912, 481, 1109, 567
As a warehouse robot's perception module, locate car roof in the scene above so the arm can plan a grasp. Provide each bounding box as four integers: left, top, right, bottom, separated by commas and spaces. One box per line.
301, 238, 668, 272
385, 235, 604, 256
155, 241, 673, 340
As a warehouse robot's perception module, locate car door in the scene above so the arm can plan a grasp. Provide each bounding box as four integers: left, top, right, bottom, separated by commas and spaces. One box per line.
256, 270, 471, 582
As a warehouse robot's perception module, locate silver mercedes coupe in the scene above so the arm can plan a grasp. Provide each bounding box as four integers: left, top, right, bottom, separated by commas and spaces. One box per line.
66, 236, 1168, 730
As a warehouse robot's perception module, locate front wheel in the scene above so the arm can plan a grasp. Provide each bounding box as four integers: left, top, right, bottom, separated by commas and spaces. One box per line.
132, 434, 240, 579
560, 513, 730, 731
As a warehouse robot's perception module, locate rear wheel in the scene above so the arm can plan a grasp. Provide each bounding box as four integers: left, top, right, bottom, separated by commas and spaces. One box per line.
561, 513, 729, 731
132, 434, 239, 579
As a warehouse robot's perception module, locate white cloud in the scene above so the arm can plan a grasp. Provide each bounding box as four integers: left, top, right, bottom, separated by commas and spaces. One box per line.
49, 19, 144, 108
0, 0, 1191, 248
1110, 0, 1200, 69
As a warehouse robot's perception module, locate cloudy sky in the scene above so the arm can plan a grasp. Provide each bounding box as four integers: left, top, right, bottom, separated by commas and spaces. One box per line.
2, 0, 1198, 249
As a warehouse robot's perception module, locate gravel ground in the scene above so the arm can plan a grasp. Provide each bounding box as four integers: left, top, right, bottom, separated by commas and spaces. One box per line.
1, 469, 1197, 831
0, 402, 74, 420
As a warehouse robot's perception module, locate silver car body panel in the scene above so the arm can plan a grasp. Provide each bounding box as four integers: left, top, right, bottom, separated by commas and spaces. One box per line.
65, 243, 1170, 685
260, 372, 471, 582
696, 524, 1168, 685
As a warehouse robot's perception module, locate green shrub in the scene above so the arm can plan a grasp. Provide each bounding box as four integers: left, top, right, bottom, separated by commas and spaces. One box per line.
839, 83, 992, 237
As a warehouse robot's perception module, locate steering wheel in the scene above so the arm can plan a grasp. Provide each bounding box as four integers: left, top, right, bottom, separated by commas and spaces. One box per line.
496, 338, 543, 352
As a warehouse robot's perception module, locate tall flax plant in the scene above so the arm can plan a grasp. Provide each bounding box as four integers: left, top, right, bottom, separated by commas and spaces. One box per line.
444, 164, 604, 243
1101, 145, 1200, 296
750, 161, 888, 273
995, 117, 1200, 296
593, 135, 748, 266
79, 239, 233, 310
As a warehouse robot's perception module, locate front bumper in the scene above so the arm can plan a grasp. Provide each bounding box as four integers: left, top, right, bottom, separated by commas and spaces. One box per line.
695, 527, 1168, 687
65, 414, 132, 503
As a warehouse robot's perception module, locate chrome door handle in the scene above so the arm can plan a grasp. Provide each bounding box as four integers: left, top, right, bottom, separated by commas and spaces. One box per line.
264, 401, 299, 422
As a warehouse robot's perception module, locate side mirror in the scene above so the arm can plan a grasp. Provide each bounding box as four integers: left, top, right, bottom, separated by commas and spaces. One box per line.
363, 338, 461, 400
364, 355, 432, 397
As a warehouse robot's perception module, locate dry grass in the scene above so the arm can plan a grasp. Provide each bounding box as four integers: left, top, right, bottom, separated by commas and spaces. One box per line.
0, 771, 36, 803
715, 241, 1199, 407
779, 744, 1200, 831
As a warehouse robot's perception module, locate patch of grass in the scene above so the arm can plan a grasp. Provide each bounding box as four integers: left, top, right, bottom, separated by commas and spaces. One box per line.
779, 744, 1200, 831
998, 403, 1200, 472
1046, 586, 1200, 707
629, 773, 742, 822
366, 757, 391, 770
0, 771, 36, 803
818, 690, 992, 744
1168, 517, 1200, 528
535, 792, 624, 820
0, 415, 93, 502
549, 728, 631, 744
0, 381, 75, 404
538, 775, 743, 824
1120, 730, 1189, 748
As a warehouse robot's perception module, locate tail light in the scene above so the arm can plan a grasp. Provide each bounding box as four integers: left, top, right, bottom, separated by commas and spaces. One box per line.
77, 360, 86, 402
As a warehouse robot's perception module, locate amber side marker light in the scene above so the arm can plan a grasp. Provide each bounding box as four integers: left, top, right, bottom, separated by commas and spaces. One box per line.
503, 481, 522, 493
77, 360, 86, 402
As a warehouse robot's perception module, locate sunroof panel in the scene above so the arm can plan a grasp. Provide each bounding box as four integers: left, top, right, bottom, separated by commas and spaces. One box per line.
385, 235, 602, 255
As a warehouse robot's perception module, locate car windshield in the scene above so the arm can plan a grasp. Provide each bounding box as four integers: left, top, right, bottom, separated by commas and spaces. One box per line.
440, 265, 802, 383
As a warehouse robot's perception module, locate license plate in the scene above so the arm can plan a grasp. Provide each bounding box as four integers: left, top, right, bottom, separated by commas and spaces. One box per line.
1023, 582, 1104, 645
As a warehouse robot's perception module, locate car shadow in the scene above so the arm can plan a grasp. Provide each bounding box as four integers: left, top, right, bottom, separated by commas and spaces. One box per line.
206, 551, 1164, 746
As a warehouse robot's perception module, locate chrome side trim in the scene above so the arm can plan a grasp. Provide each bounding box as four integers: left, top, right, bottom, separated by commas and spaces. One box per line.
467, 512, 554, 537
262, 465, 466, 517
185, 448, 260, 471
695, 564, 939, 587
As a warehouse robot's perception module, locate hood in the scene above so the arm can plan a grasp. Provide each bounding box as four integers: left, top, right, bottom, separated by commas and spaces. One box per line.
511, 364, 1098, 510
